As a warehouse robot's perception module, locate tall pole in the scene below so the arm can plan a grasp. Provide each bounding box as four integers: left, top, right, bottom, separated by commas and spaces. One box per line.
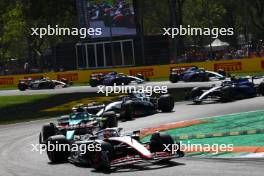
205, 0, 213, 57
110, 21, 115, 66
134, 0, 145, 65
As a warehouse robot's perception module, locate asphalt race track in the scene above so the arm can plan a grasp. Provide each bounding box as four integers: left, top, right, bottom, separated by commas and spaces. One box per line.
1, 78, 264, 96
1, 97, 264, 176
0, 80, 223, 96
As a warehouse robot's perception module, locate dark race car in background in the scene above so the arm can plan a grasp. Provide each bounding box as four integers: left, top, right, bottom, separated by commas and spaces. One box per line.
169, 67, 226, 83
189, 76, 264, 103
73, 92, 175, 121
18, 77, 72, 91
45, 128, 184, 170
89, 72, 144, 87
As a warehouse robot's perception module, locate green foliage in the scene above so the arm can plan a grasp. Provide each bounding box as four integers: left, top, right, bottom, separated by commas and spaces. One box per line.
0, 0, 263, 63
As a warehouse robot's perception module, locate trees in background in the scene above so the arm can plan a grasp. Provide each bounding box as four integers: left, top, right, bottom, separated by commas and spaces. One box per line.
0, 0, 263, 64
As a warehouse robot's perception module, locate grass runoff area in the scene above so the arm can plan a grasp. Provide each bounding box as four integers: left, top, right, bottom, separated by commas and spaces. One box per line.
0, 88, 189, 124
141, 111, 264, 157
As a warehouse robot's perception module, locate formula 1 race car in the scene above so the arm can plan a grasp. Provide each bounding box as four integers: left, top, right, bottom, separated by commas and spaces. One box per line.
89, 72, 144, 87
18, 77, 72, 91
39, 111, 117, 145
189, 76, 264, 103
73, 92, 175, 121
45, 128, 184, 170
169, 67, 226, 83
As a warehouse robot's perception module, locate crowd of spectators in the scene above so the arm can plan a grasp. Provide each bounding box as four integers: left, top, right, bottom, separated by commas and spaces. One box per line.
171, 40, 264, 64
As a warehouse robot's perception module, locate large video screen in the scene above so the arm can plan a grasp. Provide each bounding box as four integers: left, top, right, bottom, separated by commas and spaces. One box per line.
77, 0, 137, 38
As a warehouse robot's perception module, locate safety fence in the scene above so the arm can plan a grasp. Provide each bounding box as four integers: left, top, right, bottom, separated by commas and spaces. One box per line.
0, 57, 264, 87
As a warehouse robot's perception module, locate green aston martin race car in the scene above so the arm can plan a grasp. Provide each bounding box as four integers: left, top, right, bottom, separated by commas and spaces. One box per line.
39, 110, 117, 144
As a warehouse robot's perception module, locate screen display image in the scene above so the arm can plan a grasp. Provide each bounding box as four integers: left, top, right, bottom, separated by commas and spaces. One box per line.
86, 0, 137, 37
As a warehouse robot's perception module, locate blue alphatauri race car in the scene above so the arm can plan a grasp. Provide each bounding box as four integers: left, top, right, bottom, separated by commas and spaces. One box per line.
189, 76, 264, 103
169, 67, 226, 83
89, 72, 144, 87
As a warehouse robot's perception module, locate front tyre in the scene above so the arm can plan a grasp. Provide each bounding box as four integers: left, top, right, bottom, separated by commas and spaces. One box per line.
102, 111, 118, 128
158, 94, 174, 112
190, 87, 203, 100
91, 141, 113, 170
46, 135, 70, 163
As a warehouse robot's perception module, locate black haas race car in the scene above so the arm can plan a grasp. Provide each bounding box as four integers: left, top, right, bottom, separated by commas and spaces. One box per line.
169, 67, 226, 83
18, 77, 72, 91
45, 128, 184, 170
73, 92, 175, 121
89, 72, 145, 87
39, 111, 118, 145
189, 76, 264, 103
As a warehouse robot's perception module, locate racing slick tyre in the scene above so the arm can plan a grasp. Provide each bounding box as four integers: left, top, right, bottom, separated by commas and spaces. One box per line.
102, 111, 118, 128
39, 123, 57, 144
136, 73, 144, 80
48, 82, 56, 89
220, 86, 234, 102
46, 135, 70, 163
89, 78, 99, 87
190, 87, 203, 100
91, 141, 113, 170
149, 133, 183, 161
258, 82, 264, 96
169, 73, 179, 83
121, 100, 134, 120
218, 69, 226, 77
18, 83, 28, 91
158, 94, 174, 112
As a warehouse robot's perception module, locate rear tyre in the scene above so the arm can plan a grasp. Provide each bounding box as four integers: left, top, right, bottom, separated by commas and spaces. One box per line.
90, 78, 99, 87
169, 73, 179, 83
91, 141, 113, 170
39, 123, 57, 144
46, 135, 70, 163
258, 82, 264, 96
102, 111, 118, 128
18, 83, 28, 91
220, 86, 233, 102
121, 100, 134, 120
158, 94, 174, 112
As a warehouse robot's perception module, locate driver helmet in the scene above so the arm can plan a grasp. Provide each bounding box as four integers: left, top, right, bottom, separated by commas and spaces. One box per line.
74, 104, 85, 113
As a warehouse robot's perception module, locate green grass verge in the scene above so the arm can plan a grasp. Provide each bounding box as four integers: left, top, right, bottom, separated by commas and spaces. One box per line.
142, 110, 264, 141
0, 93, 115, 124
141, 110, 264, 147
